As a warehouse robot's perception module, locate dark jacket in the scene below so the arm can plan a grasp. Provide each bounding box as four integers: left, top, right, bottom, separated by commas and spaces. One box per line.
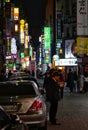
67, 71, 74, 87
46, 77, 60, 102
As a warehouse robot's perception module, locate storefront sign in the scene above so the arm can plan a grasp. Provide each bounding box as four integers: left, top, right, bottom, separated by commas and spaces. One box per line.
77, 0, 88, 35
55, 58, 77, 66
77, 37, 88, 54
65, 39, 76, 58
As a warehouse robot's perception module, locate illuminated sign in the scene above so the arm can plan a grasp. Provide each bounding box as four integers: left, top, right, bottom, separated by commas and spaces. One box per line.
20, 19, 25, 44
65, 39, 76, 58
77, 37, 88, 54
5, 0, 10, 2
20, 52, 24, 58
25, 36, 29, 48
25, 23, 28, 35
44, 27, 51, 63
45, 53, 51, 63
44, 27, 51, 50
14, 8, 19, 21
55, 58, 77, 66
6, 55, 11, 59
15, 24, 18, 32
77, 0, 88, 35
11, 38, 17, 54
24, 23, 29, 48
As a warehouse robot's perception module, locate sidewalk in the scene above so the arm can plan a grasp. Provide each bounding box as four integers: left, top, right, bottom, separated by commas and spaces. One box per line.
47, 92, 88, 130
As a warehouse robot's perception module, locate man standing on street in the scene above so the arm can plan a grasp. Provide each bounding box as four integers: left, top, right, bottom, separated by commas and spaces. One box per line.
46, 71, 61, 125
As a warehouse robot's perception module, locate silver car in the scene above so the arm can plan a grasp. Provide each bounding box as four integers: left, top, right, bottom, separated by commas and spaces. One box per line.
8, 71, 41, 88
0, 81, 47, 130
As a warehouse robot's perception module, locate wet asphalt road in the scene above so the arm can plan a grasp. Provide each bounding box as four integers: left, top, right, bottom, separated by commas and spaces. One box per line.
37, 78, 88, 130
47, 92, 88, 130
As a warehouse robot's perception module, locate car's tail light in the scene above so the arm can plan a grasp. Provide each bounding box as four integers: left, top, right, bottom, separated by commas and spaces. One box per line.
28, 100, 42, 112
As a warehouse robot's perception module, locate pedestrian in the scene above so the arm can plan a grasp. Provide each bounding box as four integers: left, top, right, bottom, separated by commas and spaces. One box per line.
43, 68, 55, 121
83, 70, 88, 93
73, 71, 78, 93
58, 69, 65, 99
8, 70, 12, 79
44, 68, 56, 100
66, 69, 74, 93
78, 71, 84, 93
43, 71, 50, 93
46, 71, 61, 125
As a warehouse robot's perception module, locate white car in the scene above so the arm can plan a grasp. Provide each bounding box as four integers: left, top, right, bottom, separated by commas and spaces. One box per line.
0, 81, 47, 130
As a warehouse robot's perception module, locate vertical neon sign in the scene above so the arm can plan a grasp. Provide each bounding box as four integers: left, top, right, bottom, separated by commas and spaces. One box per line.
44, 27, 51, 63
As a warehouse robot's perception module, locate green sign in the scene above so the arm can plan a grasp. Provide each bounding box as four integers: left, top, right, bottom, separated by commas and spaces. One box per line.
20, 52, 24, 57
44, 27, 51, 50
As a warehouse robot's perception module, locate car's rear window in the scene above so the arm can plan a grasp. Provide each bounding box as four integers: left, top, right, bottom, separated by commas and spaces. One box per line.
0, 82, 36, 96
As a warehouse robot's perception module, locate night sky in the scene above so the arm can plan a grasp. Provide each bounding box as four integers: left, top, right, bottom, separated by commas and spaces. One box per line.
11, 0, 47, 47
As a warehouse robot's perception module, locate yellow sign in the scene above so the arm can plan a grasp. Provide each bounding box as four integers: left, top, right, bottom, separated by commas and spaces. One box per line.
77, 37, 88, 54
5, 0, 10, 2
14, 8, 19, 21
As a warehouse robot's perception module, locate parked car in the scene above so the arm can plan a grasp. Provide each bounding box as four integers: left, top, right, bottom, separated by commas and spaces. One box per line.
0, 106, 28, 130
0, 81, 47, 130
6, 71, 30, 80
8, 71, 45, 94
9, 75, 40, 87
8, 71, 41, 88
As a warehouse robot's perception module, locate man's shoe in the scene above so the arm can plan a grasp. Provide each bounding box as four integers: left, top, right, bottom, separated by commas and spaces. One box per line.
51, 122, 61, 125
